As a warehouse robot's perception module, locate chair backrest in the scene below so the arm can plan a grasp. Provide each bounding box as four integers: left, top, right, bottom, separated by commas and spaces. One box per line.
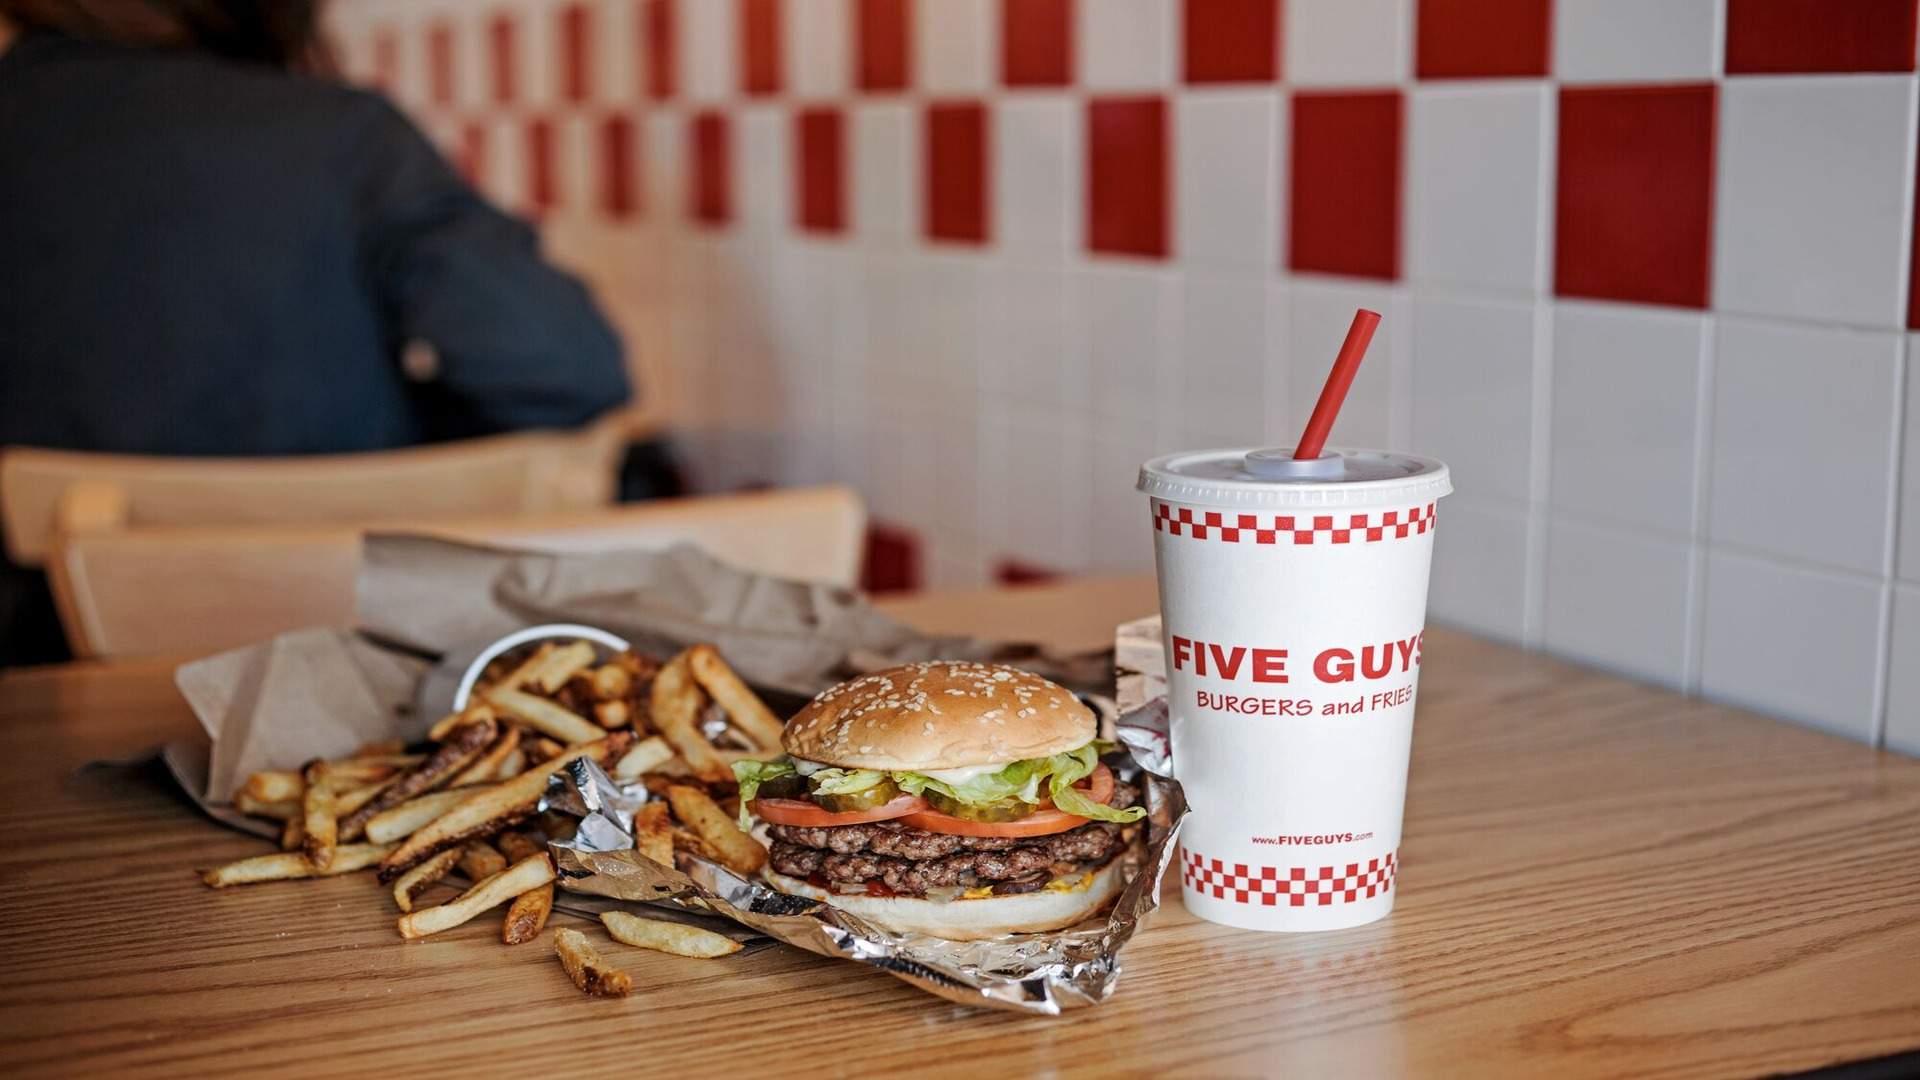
44, 485, 867, 660
0, 420, 624, 567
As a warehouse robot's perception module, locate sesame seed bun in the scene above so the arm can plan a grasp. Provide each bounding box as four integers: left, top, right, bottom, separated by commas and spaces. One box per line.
781, 661, 1095, 771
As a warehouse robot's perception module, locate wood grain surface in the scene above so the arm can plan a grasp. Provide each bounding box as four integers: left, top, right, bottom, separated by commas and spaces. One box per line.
1, 577, 1917, 1079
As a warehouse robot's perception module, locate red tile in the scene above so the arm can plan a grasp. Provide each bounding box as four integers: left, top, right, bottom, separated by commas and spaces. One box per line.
1726, 0, 1918, 74
372, 27, 400, 92
645, 0, 677, 100
862, 523, 923, 593
925, 102, 989, 244
456, 122, 487, 187
1183, 0, 1279, 83
796, 108, 846, 233
1415, 0, 1550, 78
1003, 0, 1072, 86
741, 0, 783, 95
559, 3, 592, 103
600, 115, 639, 219
526, 118, 558, 213
856, 0, 911, 91
994, 559, 1062, 585
1288, 92, 1400, 279
427, 22, 455, 106
1555, 85, 1716, 309
488, 14, 517, 105
690, 112, 731, 225
1086, 97, 1169, 258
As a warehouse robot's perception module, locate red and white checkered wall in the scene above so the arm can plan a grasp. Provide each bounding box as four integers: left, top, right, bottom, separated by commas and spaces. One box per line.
325, 0, 1920, 749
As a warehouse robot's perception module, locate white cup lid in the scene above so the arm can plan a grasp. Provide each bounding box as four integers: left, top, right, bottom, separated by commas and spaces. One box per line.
1137, 447, 1452, 510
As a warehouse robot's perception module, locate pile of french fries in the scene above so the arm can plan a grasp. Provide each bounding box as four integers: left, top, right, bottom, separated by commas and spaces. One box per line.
199, 640, 777, 997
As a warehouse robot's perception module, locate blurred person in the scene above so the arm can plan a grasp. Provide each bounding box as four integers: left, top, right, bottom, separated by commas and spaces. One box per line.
0, 1, 633, 664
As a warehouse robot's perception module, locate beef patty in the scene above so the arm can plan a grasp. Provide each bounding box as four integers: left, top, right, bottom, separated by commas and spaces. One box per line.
767, 779, 1140, 896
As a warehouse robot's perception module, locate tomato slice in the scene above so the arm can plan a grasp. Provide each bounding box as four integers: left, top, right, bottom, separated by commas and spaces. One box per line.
750, 793, 925, 827
898, 806, 1084, 837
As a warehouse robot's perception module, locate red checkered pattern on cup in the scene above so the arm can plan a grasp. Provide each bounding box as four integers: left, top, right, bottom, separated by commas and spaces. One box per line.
1182, 848, 1397, 907
1151, 499, 1436, 545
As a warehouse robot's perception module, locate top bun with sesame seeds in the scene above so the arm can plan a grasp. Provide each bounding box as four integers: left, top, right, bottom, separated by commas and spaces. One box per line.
780, 661, 1096, 771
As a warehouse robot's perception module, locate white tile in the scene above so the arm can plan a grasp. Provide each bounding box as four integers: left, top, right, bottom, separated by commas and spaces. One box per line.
861, 253, 916, 402
737, 106, 787, 233
486, 115, 526, 211
1289, 279, 1408, 452
1262, 281, 1293, 446
556, 113, 595, 216
1178, 274, 1270, 449
1699, 550, 1886, 742
1410, 295, 1540, 504
994, 98, 1080, 263
1284, 0, 1410, 87
681, 0, 736, 102
911, 254, 985, 395
1175, 92, 1279, 270
1709, 318, 1901, 576
1089, 424, 1164, 574
981, 266, 1081, 408
1900, 341, 1920, 582
1542, 517, 1694, 689
788, 0, 850, 98
1078, 265, 1176, 426
917, 0, 995, 93
1888, 585, 1920, 753
1550, 301, 1707, 536
981, 405, 1094, 574
1429, 496, 1531, 644
1714, 76, 1918, 329
1081, 0, 1173, 90
519, 0, 559, 108
1407, 84, 1551, 295
852, 104, 916, 244
644, 112, 684, 228
928, 396, 982, 541
593, 0, 639, 103
1553, 0, 1719, 83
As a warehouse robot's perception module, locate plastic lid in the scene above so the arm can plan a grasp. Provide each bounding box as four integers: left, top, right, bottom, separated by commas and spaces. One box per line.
1137, 447, 1452, 510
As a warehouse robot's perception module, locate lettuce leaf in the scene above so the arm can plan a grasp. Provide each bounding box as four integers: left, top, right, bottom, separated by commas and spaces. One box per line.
730, 757, 795, 828
896, 742, 1145, 824
807, 768, 887, 795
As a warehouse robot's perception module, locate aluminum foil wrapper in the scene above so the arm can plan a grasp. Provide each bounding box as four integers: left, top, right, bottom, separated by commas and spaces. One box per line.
543, 703, 1185, 1014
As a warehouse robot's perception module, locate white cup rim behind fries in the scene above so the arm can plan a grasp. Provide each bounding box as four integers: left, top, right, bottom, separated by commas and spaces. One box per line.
451, 624, 631, 711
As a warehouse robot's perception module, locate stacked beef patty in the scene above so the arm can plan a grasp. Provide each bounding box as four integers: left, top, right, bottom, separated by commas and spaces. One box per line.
767, 780, 1141, 896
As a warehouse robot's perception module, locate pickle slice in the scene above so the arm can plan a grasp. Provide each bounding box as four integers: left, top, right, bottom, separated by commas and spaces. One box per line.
811, 777, 901, 812
923, 791, 1033, 822
755, 773, 808, 801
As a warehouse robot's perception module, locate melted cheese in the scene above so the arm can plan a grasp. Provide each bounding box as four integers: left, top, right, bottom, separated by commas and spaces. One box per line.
917, 762, 1010, 785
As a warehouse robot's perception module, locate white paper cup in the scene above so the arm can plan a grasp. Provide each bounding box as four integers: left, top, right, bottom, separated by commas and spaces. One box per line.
1138, 447, 1452, 932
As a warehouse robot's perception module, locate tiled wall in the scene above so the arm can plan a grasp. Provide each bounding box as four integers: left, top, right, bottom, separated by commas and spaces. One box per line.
326, 0, 1920, 750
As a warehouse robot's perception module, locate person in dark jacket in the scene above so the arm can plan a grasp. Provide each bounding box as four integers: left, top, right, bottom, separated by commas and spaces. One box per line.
0, 1, 633, 664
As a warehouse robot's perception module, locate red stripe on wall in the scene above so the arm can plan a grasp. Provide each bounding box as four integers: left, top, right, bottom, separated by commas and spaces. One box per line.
526, 118, 558, 213
1183, 0, 1280, 83
457, 122, 487, 187
926, 102, 990, 244
1288, 91, 1401, 280
646, 0, 677, 100
1415, 0, 1551, 79
600, 115, 639, 219
741, 0, 783, 95
1087, 97, 1169, 258
427, 22, 455, 106
796, 108, 846, 233
1002, 0, 1072, 87
560, 3, 593, 103
1725, 0, 1919, 74
691, 112, 732, 225
856, 0, 911, 91
488, 14, 517, 105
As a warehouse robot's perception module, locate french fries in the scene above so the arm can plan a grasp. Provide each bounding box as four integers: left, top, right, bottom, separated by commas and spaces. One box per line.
339, 718, 497, 840
364, 786, 490, 845
664, 785, 766, 875
593, 700, 630, 729
612, 735, 674, 782
634, 801, 674, 868
600, 911, 742, 958
391, 846, 462, 913
300, 760, 338, 871
280, 815, 305, 851
396, 853, 555, 940
428, 701, 495, 743
528, 640, 597, 693
526, 736, 564, 763
352, 738, 406, 758
686, 644, 786, 752
232, 791, 299, 820
484, 687, 603, 746
243, 759, 413, 803
201, 842, 395, 887
589, 663, 633, 702
496, 832, 554, 945
458, 840, 509, 882
449, 726, 522, 787
378, 731, 634, 881
650, 654, 730, 784
554, 928, 632, 997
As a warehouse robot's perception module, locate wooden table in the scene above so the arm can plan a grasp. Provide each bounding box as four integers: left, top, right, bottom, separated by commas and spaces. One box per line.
2, 577, 1917, 1078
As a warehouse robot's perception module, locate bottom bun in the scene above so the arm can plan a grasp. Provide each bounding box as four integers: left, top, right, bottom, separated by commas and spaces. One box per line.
764, 858, 1129, 941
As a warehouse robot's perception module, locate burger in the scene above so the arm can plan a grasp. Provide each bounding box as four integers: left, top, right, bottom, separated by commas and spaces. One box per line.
733, 661, 1146, 940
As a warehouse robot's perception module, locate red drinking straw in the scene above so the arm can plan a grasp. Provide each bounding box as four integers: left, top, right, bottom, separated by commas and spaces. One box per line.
1293, 308, 1381, 460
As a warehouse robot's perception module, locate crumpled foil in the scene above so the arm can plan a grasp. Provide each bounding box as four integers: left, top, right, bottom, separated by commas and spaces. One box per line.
541, 700, 1185, 1014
